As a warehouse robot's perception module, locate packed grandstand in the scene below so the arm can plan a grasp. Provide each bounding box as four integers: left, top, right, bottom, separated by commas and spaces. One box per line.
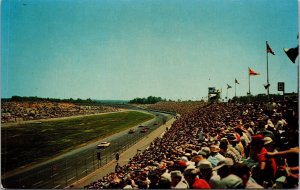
1, 101, 119, 123
84, 98, 298, 189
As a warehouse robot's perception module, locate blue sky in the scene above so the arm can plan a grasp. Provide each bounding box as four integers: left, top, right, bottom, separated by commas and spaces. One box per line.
1, 0, 298, 100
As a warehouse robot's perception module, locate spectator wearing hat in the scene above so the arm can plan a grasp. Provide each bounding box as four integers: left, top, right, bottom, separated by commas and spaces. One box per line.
263, 136, 276, 152
180, 156, 194, 168
170, 170, 189, 188
198, 147, 211, 159
183, 168, 210, 189
220, 137, 242, 163
191, 155, 202, 168
250, 134, 277, 187
197, 160, 221, 188
157, 172, 172, 189
208, 144, 225, 167
213, 158, 244, 189
256, 121, 275, 140
231, 163, 263, 189
174, 160, 187, 173
192, 147, 210, 168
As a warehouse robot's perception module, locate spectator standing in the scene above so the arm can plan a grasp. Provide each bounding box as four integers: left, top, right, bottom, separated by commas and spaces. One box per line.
116, 152, 120, 162
250, 135, 277, 187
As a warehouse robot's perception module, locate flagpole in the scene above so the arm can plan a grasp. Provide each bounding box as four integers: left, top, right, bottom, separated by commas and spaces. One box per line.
295, 35, 299, 98
297, 35, 299, 97
248, 69, 251, 95
235, 80, 236, 97
248, 71, 251, 103
226, 88, 228, 100
220, 88, 222, 102
266, 41, 270, 100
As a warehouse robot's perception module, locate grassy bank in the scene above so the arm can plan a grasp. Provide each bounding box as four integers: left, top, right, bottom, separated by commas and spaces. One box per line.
2, 111, 154, 173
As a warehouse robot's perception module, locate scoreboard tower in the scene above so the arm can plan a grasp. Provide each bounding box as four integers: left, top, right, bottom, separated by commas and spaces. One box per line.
208, 87, 220, 102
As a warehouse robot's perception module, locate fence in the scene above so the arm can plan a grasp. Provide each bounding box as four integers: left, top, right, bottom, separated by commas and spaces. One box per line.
3, 130, 147, 189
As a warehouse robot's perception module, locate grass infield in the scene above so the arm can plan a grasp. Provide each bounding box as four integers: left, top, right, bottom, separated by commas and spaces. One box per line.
2, 111, 154, 173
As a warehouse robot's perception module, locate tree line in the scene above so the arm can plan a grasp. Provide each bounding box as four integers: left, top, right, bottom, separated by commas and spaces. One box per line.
230, 93, 295, 103
129, 96, 166, 104
2, 96, 97, 105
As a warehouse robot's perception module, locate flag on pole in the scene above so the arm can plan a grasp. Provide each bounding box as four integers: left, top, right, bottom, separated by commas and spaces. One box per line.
283, 46, 299, 63
235, 78, 239, 84
267, 41, 275, 55
283, 35, 299, 63
248, 67, 260, 76
264, 84, 270, 89
227, 84, 232, 89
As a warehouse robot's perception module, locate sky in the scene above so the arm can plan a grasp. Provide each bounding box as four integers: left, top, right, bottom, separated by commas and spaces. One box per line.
1, 0, 299, 101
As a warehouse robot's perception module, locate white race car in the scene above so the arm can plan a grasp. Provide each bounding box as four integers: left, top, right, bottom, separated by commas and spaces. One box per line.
97, 142, 111, 149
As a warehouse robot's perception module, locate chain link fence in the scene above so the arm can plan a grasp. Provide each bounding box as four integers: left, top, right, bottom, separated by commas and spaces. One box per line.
3, 130, 147, 189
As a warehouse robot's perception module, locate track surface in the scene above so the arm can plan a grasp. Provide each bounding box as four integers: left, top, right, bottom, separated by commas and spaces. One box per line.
2, 108, 173, 189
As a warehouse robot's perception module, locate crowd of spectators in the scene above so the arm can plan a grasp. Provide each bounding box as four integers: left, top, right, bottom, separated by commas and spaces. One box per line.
147, 101, 206, 116
1, 101, 119, 123
84, 98, 298, 189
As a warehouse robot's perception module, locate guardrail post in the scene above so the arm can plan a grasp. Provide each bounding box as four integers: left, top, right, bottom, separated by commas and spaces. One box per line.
105, 149, 108, 164
93, 151, 95, 171
51, 164, 55, 188
65, 159, 68, 187
85, 157, 88, 176
75, 158, 78, 180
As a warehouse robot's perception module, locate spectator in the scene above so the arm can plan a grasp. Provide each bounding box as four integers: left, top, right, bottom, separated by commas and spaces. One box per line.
116, 152, 120, 162
213, 158, 244, 189
220, 137, 242, 163
183, 168, 210, 189
231, 163, 263, 188
256, 121, 275, 140
83, 99, 298, 189
250, 134, 277, 187
157, 173, 172, 189
170, 170, 189, 188
197, 160, 221, 188
208, 144, 225, 167
266, 147, 299, 188
148, 171, 160, 189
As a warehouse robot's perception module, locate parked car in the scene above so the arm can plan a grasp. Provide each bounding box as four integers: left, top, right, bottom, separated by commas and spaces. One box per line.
97, 142, 111, 149
140, 128, 148, 133
128, 129, 135, 134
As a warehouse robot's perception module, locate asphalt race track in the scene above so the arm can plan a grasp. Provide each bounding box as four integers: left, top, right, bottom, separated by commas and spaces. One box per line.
2, 108, 173, 189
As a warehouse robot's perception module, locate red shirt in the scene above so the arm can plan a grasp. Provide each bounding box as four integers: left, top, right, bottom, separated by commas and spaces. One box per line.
192, 177, 211, 189
257, 147, 277, 178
